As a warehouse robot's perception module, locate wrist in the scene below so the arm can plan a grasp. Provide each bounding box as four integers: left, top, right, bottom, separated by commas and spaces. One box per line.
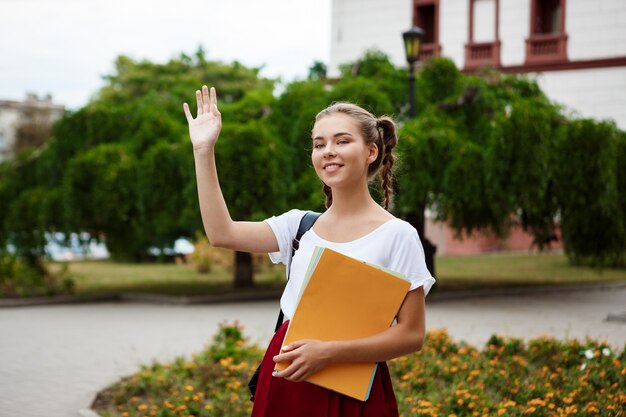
193, 144, 215, 155
327, 340, 344, 364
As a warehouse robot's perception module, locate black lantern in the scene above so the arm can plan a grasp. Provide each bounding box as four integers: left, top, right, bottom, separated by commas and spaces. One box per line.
402, 26, 424, 118
402, 26, 424, 65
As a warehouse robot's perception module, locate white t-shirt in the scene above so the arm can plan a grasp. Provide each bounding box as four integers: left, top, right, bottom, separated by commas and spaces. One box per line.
263, 209, 436, 322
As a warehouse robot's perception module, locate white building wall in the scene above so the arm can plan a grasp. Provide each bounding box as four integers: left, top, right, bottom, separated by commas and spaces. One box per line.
474, 0, 497, 42
499, 0, 530, 66
534, 66, 626, 128
0, 95, 64, 163
439, 0, 468, 68
329, 0, 412, 76
567, 0, 626, 60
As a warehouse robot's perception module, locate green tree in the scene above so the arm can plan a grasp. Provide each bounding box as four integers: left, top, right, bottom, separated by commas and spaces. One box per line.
552, 119, 625, 267
269, 80, 330, 210
216, 119, 288, 286
396, 57, 625, 273
62, 143, 142, 260
0, 48, 288, 289
308, 61, 327, 81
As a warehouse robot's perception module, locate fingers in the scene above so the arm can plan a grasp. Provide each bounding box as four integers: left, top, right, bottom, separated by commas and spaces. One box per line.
290, 369, 307, 382
195, 90, 203, 117
273, 363, 294, 379
273, 364, 307, 382
283, 340, 306, 350
273, 352, 290, 363
182, 102, 193, 123
202, 85, 210, 114
210, 86, 219, 116
191, 85, 218, 119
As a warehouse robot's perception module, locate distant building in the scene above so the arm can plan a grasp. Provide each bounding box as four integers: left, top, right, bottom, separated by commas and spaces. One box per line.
0, 93, 65, 163
328, 0, 623, 254
330, 0, 626, 130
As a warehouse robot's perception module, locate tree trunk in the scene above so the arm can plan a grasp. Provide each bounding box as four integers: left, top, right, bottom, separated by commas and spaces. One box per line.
405, 207, 438, 294
233, 251, 254, 288
25, 254, 48, 277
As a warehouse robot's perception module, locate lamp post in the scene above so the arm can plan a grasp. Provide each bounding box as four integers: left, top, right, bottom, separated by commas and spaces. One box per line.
402, 26, 424, 118
402, 25, 438, 289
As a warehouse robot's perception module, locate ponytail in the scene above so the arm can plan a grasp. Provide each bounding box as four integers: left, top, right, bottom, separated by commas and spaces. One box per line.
376, 117, 398, 211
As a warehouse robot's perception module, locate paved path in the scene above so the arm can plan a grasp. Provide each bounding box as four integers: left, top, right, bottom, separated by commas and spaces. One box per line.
0, 285, 625, 417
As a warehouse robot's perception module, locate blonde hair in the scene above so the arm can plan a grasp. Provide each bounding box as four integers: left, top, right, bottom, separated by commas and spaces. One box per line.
314, 102, 398, 211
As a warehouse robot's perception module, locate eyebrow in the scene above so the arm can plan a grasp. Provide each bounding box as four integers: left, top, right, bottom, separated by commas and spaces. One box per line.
312, 132, 353, 141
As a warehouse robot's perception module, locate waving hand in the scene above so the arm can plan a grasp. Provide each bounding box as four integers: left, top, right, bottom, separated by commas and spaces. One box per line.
183, 85, 222, 151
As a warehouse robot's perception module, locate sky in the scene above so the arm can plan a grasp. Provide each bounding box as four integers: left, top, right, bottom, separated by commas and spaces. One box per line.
0, 0, 332, 110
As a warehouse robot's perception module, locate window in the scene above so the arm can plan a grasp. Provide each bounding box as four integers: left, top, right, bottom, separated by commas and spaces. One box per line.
0, 130, 5, 150
416, 4, 435, 43
526, 0, 568, 64
464, 0, 501, 70
535, 0, 562, 34
413, 0, 441, 60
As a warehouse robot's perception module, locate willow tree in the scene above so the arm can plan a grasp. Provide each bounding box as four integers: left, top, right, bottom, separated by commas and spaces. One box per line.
396, 57, 625, 272
0, 48, 289, 288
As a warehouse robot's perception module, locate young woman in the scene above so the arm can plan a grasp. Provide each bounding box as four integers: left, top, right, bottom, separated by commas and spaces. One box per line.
184, 85, 436, 417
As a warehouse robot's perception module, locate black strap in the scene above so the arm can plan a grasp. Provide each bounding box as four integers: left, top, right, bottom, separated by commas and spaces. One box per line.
274, 211, 321, 332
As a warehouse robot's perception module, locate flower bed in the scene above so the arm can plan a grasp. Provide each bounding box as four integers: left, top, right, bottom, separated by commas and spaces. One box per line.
92, 321, 625, 417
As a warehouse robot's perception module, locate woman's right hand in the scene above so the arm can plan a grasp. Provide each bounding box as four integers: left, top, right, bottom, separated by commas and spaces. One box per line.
183, 85, 222, 151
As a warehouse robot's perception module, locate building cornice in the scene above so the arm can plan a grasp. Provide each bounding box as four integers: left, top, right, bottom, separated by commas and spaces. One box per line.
463, 56, 626, 74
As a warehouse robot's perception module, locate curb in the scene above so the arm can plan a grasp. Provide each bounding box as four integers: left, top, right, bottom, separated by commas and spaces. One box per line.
0, 292, 120, 308
426, 280, 626, 301
2, 280, 625, 308
0, 290, 285, 308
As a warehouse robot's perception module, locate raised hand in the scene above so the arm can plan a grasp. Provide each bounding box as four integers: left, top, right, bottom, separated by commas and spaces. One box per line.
183, 85, 222, 151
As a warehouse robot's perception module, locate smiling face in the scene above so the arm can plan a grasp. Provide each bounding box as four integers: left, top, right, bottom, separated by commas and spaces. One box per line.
311, 113, 378, 190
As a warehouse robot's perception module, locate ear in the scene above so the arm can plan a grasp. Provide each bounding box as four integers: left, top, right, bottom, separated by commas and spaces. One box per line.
367, 143, 379, 164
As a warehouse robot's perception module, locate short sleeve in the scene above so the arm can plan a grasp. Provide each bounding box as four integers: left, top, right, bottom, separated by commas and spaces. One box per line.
263, 209, 307, 265
388, 223, 436, 297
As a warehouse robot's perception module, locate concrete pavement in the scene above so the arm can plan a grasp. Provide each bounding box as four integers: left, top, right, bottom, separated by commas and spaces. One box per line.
0, 283, 624, 417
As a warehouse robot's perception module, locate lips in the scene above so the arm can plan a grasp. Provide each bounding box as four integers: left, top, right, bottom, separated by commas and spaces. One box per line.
323, 163, 344, 171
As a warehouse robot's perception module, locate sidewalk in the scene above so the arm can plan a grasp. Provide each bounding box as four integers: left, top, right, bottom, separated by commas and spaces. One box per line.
0, 281, 624, 417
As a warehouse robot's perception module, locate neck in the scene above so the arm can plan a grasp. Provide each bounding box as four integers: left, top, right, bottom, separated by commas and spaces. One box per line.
326, 179, 380, 217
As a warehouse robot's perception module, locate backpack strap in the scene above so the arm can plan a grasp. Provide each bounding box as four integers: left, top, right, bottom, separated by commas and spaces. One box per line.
274, 211, 321, 332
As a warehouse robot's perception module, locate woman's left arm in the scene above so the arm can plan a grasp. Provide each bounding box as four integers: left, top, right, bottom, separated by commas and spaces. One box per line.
272, 287, 425, 382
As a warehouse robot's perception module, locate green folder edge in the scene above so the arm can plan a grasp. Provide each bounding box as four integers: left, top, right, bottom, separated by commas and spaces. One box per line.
286, 246, 410, 401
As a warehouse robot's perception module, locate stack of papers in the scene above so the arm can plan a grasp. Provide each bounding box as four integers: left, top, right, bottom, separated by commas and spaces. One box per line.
274, 246, 411, 401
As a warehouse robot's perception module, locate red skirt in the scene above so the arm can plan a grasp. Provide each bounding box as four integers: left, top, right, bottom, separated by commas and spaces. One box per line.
250, 320, 399, 417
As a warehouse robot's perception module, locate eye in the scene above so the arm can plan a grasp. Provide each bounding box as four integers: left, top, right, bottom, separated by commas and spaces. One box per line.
313, 143, 324, 149
338, 139, 349, 145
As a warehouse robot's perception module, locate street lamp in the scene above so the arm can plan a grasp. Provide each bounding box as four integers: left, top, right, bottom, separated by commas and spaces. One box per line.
402, 25, 437, 291
402, 26, 424, 118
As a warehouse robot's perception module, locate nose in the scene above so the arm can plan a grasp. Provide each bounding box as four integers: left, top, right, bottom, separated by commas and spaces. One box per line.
322, 143, 337, 157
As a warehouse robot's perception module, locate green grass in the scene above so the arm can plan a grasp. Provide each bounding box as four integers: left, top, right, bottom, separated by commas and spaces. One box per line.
435, 250, 626, 291
45, 259, 286, 296
44, 250, 626, 298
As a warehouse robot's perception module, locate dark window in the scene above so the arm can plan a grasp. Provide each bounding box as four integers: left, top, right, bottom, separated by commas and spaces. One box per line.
416, 5, 436, 43
535, 0, 562, 34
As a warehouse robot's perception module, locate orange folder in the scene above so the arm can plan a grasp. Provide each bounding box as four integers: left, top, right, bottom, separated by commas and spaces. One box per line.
274, 246, 411, 401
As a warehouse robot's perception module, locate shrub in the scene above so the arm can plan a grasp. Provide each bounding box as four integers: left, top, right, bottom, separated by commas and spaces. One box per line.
191, 231, 274, 274
92, 324, 625, 417
0, 253, 74, 297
